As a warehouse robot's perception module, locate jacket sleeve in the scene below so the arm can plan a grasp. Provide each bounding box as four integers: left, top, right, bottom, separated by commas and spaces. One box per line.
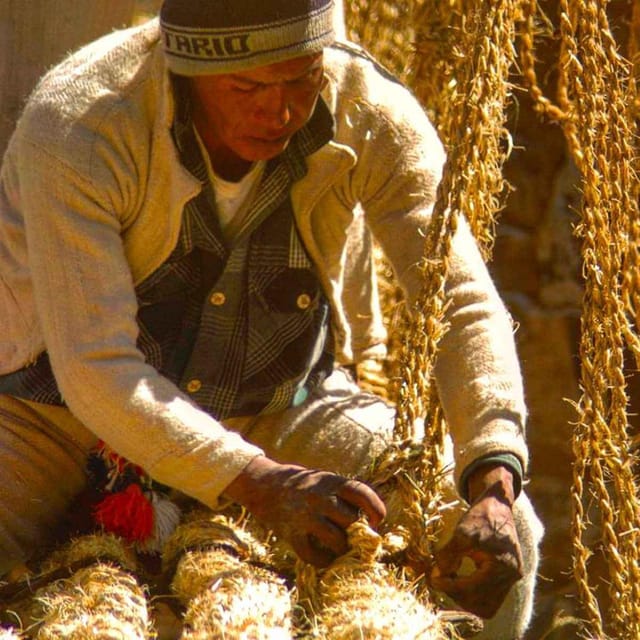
7, 131, 263, 508
343, 79, 529, 492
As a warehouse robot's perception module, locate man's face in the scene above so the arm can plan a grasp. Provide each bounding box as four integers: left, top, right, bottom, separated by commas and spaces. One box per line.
190, 52, 325, 166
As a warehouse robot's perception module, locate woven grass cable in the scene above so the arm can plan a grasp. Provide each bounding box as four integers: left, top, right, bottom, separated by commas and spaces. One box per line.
629, 14, 640, 360
521, 1, 640, 636
560, 2, 640, 636
384, 6, 523, 573
28, 534, 151, 640
521, 1, 640, 357
162, 513, 292, 640
342, 0, 418, 81
347, 0, 521, 421
415, 0, 520, 253
624, 3, 640, 343
631, 0, 640, 121
30, 565, 150, 640
296, 520, 455, 640
38, 533, 138, 575
382, 0, 463, 435
0, 536, 138, 637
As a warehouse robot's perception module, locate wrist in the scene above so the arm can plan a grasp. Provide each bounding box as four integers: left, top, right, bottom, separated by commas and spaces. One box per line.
466, 463, 516, 506
223, 455, 278, 508
459, 452, 523, 503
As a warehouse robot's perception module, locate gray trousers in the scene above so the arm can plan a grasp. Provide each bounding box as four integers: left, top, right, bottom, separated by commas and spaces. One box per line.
0, 369, 542, 639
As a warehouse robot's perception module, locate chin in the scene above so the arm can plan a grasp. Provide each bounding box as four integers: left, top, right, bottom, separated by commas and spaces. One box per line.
238, 138, 291, 162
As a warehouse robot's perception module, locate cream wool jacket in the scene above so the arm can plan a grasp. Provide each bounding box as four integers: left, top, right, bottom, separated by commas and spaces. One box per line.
0, 20, 528, 505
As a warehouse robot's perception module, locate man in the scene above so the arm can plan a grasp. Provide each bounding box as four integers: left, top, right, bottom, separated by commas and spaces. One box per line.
0, 0, 542, 636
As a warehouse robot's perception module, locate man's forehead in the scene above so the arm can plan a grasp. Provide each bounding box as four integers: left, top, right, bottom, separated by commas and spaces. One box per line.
229, 52, 324, 82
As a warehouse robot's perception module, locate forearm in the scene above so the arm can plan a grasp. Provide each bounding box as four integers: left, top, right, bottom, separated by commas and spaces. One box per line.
62, 357, 264, 507
433, 219, 529, 485
223, 455, 276, 513
17, 147, 263, 508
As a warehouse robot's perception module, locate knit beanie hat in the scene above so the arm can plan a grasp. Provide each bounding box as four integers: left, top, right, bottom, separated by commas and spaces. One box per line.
160, 0, 335, 76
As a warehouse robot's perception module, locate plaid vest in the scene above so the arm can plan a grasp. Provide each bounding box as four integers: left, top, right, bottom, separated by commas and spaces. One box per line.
0, 80, 335, 417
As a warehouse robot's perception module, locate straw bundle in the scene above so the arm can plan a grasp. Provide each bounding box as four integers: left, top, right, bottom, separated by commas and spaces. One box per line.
31, 564, 150, 640
0, 628, 23, 640
163, 513, 292, 640
29, 534, 151, 640
297, 521, 453, 640
39, 533, 137, 574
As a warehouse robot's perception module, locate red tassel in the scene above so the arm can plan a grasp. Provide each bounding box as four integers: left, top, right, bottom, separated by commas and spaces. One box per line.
93, 483, 155, 543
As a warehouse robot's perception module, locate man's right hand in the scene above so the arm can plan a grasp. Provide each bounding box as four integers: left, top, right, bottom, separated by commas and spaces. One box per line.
224, 456, 386, 567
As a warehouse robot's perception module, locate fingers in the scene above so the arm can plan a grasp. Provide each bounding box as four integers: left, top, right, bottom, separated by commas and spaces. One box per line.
427, 500, 525, 620
292, 480, 385, 567
259, 467, 387, 568
292, 518, 349, 567
322, 493, 361, 529
430, 546, 522, 619
291, 533, 335, 567
431, 564, 516, 619
336, 479, 386, 528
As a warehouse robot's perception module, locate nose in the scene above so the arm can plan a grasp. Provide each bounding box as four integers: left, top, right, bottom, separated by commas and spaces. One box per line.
256, 84, 291, 127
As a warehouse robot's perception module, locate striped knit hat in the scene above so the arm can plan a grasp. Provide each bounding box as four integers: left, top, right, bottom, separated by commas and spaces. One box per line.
160, 0, 335, 76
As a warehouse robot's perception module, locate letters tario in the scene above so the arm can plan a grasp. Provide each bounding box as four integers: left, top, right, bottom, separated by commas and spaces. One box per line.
164, 32, 251, 58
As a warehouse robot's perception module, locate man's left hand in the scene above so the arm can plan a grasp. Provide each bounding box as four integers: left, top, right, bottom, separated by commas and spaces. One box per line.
429, 464, 523, 619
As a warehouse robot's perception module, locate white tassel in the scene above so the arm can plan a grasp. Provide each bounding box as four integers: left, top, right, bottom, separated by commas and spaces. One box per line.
137, 492, 182, 553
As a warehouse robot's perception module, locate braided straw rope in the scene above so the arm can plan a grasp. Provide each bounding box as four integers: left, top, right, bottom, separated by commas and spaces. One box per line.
32, 565, 150, 640
343, 0, 520, 438
163, 513, 292, 640
29, 535, 152, 640
385, 4, 523, 564
296, 520, 454, 640
342, 0, 418, 80
520, 1, 640, 636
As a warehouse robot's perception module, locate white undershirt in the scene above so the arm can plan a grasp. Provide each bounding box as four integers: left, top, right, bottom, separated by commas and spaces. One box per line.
194, 126, 265, 232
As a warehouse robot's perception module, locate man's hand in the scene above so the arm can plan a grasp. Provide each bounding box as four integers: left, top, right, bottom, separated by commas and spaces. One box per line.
430, 464, 523, 619
224, 456, 386, 567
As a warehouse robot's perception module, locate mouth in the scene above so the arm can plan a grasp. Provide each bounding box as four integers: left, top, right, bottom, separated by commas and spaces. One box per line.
239, 133, 293, 159
249, 132, 290, 144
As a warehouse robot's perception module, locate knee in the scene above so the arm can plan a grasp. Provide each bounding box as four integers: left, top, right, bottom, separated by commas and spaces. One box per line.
514, 492, 545, 580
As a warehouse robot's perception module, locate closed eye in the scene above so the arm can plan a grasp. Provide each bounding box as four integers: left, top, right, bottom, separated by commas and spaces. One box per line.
233, 82, 260, 93
289, 67, 324, 87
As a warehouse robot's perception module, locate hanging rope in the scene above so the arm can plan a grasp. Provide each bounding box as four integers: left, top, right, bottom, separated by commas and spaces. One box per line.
520, 1, 640, 636
351, 0, 640, 636
343, 0, 523, 446
389, 1, 523, 536
342, 0, 418, 80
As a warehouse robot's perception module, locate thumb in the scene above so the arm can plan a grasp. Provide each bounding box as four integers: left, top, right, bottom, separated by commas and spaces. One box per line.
432, 551, 461, 581
432, 535, 474, 578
